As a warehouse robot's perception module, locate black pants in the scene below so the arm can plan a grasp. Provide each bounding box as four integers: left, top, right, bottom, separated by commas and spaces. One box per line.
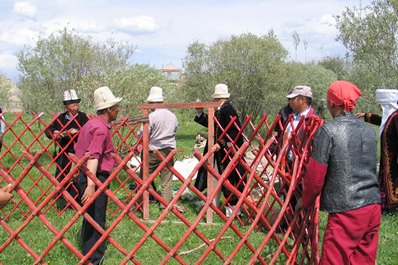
55, 154, 78, 209
77, 171, 109, 264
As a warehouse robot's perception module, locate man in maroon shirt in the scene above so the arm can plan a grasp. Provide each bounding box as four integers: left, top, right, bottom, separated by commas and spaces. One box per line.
74, 86, 122, 265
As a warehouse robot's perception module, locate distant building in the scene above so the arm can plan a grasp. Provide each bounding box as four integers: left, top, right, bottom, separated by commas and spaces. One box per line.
0, 77, 24, 113
160, 64, 182, 82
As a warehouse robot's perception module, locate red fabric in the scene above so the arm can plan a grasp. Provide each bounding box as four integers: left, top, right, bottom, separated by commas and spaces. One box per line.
74, 115, 116, 172
327, 81, 362, 112
320, 204, 381, 265
302, 157, 328, 208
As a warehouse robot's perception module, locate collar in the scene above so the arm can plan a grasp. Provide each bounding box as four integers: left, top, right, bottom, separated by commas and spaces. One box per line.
96, 114, 112, 129
294, 106, 311, 118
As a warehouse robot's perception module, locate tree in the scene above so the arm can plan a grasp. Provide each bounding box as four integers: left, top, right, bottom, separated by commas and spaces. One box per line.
182, 32, 289, 121
318, 56, 349, 80
292, 31, 301, 61
335, 0, 398, 111
112, 64, 173, 117
17, 28, 136, 114
0, 76, 11, 110
272, 62, 337, 119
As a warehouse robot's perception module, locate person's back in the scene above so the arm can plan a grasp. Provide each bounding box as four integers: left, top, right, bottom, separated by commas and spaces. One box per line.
315, 112, 381, 212
148, 108, 178, 151
301, 80, 382, 265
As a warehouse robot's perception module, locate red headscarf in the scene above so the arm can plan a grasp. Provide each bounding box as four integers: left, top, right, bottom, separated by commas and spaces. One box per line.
327, 81, 362, 111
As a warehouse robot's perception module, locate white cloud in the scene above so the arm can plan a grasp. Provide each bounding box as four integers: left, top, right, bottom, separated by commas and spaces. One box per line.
110, 16, 157, 34
0, 52, 19, 75
13, 1, 37, 18
43, 19, 100, 35
0, 27, 39, 47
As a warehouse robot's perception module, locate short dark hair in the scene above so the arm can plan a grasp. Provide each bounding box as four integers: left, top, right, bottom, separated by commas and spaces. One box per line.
96, 109, 106, 115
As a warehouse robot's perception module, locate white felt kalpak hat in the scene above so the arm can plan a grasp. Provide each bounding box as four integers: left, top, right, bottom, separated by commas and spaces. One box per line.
94, 86, 122, 111
63, 89, 81, 105
146, 86, 164, 102
212, 84, 230, 99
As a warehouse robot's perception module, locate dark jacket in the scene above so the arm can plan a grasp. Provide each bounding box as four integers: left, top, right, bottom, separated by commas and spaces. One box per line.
45, 111, 89, 155
194, 101, 246, 204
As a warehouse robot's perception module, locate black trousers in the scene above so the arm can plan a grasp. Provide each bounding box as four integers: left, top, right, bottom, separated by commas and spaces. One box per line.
77, 171, 109, 264
54, 153, 78, 209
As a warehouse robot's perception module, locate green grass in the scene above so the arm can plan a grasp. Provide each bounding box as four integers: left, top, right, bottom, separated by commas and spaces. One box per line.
1, 112, 398, 264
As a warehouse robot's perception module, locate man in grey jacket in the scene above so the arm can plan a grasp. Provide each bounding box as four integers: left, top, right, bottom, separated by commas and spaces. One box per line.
298, 80, 381, 265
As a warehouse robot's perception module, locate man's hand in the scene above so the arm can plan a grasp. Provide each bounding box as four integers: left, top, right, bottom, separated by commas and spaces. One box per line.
54, 130, 64, 139
81, 184, 95, 205
69, 128, 78, 135
195, 108, 204, 116
295, 198, 304, 212
355, 112, 366, 118
214, 143, 221, 151
0, 184, 13, 209
136, 144, 143, 153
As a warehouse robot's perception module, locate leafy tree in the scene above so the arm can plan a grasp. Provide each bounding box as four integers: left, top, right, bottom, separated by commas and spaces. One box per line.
17, 28, 136, 114
272, 62, 337, 119
0, 76, 11, 110
182, 32, 288, 121
318, 56, 349, 81
112, 64, 173, 117
335, 0, 398, 112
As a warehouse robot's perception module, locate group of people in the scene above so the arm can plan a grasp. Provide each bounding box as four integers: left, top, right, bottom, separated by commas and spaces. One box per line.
1, 79, 397, 264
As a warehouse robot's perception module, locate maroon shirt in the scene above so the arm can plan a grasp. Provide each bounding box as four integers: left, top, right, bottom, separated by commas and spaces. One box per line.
74, 115, 115, 172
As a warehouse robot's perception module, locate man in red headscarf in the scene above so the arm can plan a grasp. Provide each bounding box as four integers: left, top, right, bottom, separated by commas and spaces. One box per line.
297, 81, 381, 264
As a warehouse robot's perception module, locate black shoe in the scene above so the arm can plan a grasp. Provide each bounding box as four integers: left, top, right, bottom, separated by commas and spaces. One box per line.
128, 183, 137, 190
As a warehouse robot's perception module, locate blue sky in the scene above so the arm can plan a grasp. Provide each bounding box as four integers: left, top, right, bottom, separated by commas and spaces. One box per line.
0, 0, 368, 81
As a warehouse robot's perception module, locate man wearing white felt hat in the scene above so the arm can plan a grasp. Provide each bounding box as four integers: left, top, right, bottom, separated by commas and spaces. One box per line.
138, 86, 182, 212
45, 89, 89, 210
74, 86, 122, 264
194, 83, 246, 217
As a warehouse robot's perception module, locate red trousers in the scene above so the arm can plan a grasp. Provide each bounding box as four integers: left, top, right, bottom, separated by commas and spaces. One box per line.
320, 204, 381, 265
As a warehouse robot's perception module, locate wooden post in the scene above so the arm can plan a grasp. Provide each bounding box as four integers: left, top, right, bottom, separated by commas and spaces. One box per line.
142, 109, 150, 220
206, 107, 215, 224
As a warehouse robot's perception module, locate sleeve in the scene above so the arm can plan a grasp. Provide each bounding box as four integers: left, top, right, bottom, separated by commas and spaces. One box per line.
45, 114, 61, 139
194, 112, 209, 127
302, 126, 331, 208
364, 113, 382, 126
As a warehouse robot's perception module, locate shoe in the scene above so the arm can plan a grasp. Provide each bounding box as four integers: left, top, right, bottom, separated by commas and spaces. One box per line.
128, 183, 137, 190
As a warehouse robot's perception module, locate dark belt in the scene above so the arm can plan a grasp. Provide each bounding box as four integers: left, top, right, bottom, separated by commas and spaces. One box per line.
97, 171, 110, 177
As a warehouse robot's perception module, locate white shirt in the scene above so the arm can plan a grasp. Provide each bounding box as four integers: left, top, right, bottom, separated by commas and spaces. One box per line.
287, 107, 311, 135
147, 109, 178, 151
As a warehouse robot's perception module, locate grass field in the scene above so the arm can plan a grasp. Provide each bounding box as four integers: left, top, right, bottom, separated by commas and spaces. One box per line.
1, 112, 398, 264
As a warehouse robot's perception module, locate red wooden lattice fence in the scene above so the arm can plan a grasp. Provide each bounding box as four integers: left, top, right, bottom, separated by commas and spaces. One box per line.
0, 103, 322, 264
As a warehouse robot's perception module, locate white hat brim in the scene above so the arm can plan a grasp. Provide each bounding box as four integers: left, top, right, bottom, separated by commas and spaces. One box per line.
96, 97, 122, 110
212, 93, 230, 99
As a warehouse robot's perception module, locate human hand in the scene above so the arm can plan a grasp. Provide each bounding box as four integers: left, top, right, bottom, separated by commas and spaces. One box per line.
136, 144, 143, 153
54, 130, 64, 139
295, 198, 303, 212
355, 113, 366, 118
195, 108, 204, 115
81, 184, 95, 205
1, 183, 13, 193
214, 143, 221, 151
0, 184, 13, 209
69, 128, 78, 135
